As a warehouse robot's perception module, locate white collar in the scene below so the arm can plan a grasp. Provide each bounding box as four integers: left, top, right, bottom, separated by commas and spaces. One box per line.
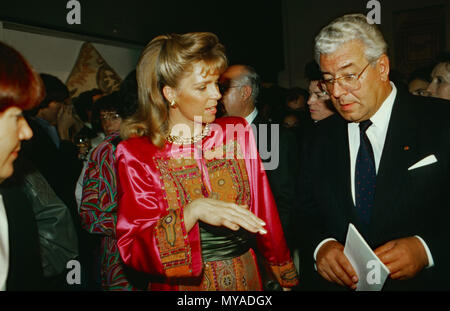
369, 82, 397, 131
245, 107, 258, 125
348, 82, 397, 130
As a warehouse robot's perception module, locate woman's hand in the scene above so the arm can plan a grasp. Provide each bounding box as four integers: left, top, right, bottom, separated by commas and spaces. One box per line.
184, 198, 266, 234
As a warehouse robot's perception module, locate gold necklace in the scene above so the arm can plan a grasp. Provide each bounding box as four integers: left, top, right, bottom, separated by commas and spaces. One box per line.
166, 123, 210, 144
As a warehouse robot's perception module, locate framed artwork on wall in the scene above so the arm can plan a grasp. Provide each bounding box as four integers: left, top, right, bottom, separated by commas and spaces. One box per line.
393, 5, 446, 78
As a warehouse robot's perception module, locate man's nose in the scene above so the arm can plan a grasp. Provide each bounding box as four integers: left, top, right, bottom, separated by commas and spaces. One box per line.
425, 83, 436, 97
332, 81, 347, 98
19, 119, 33, 141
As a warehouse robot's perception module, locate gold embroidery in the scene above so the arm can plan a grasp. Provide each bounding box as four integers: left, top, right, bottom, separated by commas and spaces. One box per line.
154, 141, 252, 277
160, 213, 177, 247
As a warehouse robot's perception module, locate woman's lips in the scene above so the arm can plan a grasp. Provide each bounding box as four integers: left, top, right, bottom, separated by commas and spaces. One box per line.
206, 107, 217, 114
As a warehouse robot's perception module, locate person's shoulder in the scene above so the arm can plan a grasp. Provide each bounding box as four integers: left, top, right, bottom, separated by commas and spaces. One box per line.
118, 135, 153, 149
411, 94, 450, 112
90, 133, 120, 158
314, 113, 345, 130
401, 92, 450, 124
116, 135, 158, 159
214, 116, 248, 127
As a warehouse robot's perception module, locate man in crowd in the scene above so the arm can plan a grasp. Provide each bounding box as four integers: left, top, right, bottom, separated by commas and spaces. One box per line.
296, 13, 450, 291
0, 41, 45, 290
22, 74, 98, 290
219, 65, 300, 289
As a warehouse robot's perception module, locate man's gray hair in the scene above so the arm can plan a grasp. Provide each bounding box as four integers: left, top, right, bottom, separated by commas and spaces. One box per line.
314, 13, 387, 65
237, 65, 261, 102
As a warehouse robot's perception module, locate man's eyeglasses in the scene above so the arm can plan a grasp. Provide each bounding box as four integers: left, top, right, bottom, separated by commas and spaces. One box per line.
321, 61, 374, 92
219, 83, 245, 94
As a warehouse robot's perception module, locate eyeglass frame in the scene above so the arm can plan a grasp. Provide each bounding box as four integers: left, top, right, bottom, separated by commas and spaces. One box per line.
100, 111, 121, 122
321, 60, 376, 92
218, 83, 246, 94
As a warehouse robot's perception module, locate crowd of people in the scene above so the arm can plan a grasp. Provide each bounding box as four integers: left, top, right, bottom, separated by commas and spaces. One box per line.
0, 12, 449, 291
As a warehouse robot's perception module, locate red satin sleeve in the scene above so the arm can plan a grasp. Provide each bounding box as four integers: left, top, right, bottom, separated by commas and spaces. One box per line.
232, 119, 299, 287
115, 137, 203, 279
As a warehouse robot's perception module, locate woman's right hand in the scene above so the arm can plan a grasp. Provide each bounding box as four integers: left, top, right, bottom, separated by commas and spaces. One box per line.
183, 198, 267, 235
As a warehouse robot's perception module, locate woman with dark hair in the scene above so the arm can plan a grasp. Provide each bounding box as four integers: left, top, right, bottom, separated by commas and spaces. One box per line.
116, 33, 298, 291
0, 41, 45, 290
79, 71, 141, 291
407, 66, 432, 97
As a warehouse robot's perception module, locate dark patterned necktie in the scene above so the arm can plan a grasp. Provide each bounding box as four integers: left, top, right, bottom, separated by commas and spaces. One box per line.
355, 120, 375, 235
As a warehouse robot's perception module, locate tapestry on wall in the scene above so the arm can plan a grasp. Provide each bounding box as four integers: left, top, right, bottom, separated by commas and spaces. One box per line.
66, 42, 122, 98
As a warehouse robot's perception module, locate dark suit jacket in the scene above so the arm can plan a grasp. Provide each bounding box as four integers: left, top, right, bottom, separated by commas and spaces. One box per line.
1, 182, 44, 290
22, 117, 82, 205
296, 88, 450, 290
21, 117, 100, 290
252, 112, 300, 246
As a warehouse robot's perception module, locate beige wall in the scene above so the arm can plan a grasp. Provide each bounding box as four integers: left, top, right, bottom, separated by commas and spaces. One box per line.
280, 0, 450, 88
0, 22, 141, 83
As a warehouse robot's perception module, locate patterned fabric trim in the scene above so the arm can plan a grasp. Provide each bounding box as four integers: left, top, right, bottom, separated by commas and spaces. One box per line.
268, 260, 299, 287
153, 142, 253, 279
80, 132, 139, 290
80, 135, 118, 236
177, 249, 262, 291
155, 209, 193, 278
101, 236, 137, 291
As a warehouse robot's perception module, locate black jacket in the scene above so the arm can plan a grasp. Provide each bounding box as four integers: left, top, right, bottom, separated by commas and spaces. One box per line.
1, 182, 44, 290
295, 89, 450, 290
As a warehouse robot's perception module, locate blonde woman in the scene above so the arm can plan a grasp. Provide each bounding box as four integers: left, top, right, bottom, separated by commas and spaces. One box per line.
116, 32, 298, 291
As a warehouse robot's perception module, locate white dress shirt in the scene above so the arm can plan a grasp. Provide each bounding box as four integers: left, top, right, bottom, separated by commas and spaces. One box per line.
0, 194, 9, 291
314, 83, 434, 269
245, 107, 258, 125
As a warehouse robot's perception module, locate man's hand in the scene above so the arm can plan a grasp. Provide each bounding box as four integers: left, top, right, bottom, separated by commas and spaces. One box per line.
316, 240, 358, 289
374, 237, 428, 280
57, 104, 76, 140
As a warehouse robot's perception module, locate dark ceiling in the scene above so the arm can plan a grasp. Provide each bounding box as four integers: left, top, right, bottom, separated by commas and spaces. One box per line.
0, 0, 284, 82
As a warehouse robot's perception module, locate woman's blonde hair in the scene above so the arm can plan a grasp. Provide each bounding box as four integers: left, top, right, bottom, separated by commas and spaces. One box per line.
121, 32, 227, 148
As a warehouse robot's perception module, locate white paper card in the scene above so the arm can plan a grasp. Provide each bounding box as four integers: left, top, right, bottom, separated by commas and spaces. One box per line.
343, 223, 390, 291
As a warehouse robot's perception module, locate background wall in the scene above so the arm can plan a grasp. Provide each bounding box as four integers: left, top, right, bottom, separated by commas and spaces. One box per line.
0, 0, 285, 84
280, 0, 450, 89
0, 24, 141, 82
0, 1, 448, 89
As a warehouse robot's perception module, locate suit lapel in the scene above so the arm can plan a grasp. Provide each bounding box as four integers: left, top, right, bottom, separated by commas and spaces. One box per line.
329, 117, 358, 231
369, 90, 419, 241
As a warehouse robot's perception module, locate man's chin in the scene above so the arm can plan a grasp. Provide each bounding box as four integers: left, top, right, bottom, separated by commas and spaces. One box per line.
338, 110, 362, 122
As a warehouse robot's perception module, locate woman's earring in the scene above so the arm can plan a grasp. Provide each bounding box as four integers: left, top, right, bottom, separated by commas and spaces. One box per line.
170, 100, 176, 108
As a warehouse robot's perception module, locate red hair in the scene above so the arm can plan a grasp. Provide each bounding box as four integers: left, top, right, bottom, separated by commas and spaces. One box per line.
0, 41, 45, 113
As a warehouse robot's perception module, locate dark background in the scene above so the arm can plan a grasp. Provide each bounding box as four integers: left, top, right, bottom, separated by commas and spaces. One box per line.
0, 0, 284, 83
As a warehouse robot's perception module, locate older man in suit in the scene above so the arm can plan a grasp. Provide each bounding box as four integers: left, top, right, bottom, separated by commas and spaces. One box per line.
219, 65, 299, 242
296, 14, 450, 291
219, 65, 300, 290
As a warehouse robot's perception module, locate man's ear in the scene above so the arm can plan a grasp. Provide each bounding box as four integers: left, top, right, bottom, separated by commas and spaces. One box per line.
241, 85, 253, 101
162, 85, 176, 103
377, 54, 390, 82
